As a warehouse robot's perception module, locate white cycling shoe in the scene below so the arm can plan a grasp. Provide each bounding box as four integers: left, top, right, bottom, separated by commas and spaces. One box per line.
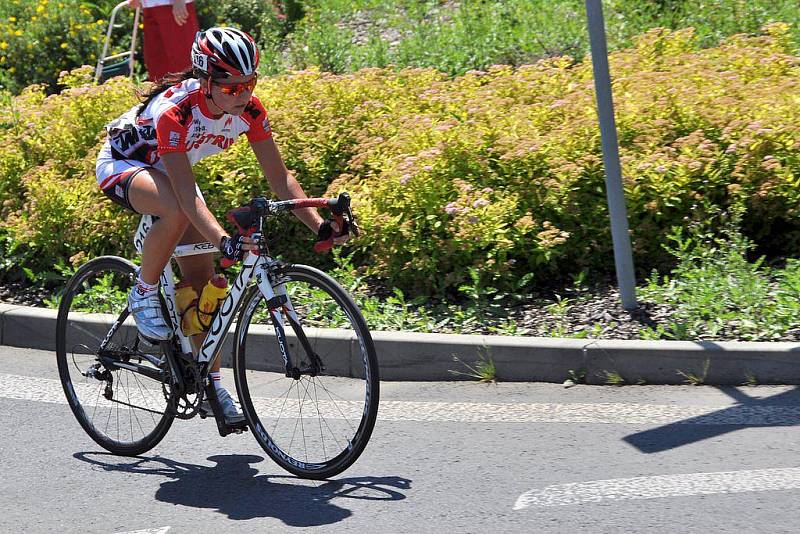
127, 288, 172, 342
200, 387, 246, 425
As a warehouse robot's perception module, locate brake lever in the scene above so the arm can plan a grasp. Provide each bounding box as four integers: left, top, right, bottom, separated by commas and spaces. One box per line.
346, 207, 360, 236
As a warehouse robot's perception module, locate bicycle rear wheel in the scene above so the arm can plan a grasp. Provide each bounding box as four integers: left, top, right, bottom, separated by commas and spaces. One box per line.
56, 256, 174, 456
234, 264, 379, 479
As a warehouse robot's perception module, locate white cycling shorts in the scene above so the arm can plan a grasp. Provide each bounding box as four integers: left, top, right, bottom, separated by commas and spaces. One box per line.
96, 140, 204, 213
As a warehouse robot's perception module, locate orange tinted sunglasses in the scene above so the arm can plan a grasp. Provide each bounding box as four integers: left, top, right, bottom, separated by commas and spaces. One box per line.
215, 74, 258, 96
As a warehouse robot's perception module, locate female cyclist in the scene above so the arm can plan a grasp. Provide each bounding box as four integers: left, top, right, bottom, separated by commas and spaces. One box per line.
95, 27, 348, 423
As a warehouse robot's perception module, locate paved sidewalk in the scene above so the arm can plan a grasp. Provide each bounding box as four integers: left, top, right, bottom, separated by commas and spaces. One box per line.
2, 302, 800, 384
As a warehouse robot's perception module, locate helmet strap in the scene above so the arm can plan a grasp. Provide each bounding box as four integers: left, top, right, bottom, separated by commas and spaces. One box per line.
201, 77, 224, 117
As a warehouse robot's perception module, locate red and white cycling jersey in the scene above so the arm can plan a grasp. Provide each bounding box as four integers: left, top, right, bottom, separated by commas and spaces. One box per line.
97, 78, 271, 190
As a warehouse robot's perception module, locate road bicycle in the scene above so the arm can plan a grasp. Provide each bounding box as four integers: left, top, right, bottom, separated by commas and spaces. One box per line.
56, 193, 379, 479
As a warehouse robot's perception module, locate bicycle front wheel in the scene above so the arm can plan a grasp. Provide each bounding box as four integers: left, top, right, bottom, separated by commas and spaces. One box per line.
56, 256, 174, 456
234, 264, 379, 479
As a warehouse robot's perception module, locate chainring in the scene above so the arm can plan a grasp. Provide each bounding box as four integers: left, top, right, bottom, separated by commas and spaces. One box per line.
162, 357, 205, 420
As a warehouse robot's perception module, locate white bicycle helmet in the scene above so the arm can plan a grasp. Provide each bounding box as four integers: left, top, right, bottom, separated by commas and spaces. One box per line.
191, 27, 260, 78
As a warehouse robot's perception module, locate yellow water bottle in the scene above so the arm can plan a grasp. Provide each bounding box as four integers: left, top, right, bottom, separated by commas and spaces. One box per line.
175, 280, 198, 316
180, 305, 204, 337
176, 281, 202, 336
196, 274, 228, 331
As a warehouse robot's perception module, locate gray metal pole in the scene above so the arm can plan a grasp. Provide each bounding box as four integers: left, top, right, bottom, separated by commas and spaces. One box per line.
585, 0, 637, 310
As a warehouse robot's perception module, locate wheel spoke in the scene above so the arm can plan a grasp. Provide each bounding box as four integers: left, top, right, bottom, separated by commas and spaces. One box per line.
67, 321, 105, 345
271, 379, 298, 436
235, 266, 378, 478
56, 257, 174, 456
315, 377, 358, 435
310, 377, 344, 451
311, 378, 328, 460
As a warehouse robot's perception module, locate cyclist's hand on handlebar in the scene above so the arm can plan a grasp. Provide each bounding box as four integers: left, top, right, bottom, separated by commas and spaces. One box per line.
220, 234, 259, 264
315, 218, 351, 252
327, 219, 352, 245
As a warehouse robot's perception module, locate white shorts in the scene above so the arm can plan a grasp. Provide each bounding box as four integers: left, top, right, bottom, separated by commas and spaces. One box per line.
95, 141, 204, 213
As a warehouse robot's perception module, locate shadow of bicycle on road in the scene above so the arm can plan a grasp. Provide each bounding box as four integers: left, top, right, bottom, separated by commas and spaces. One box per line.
624, 386, 800, 454
74, 452, 411, 526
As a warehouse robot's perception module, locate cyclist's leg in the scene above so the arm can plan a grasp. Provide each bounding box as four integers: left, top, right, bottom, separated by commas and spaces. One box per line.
126, 168, 191, 285
119, 168, 191, 340
174, 226, 243, 423
174, 224, 214, 357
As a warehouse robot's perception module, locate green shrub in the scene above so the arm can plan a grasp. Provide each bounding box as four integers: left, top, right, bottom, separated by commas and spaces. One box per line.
283, 0, 586, 75
5, 0, 800, 94
642, 204, 800, 340
2, 26, 800, 296
281, 0, 800, 77
0, 69, 136, 276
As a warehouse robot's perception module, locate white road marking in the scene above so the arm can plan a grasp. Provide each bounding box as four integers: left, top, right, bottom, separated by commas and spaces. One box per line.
114, 527, 170, 534
3, 373, 800, 425
513, 467, 800, 509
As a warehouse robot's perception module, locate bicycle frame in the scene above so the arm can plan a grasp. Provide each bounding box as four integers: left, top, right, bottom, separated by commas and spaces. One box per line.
134, 215, 310, 380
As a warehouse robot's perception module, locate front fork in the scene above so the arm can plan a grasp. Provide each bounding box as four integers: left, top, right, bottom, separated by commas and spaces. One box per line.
257, 265, 323, 379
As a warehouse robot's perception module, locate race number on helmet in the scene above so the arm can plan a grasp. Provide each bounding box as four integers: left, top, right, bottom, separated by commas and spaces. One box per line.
192, 27, 260, 77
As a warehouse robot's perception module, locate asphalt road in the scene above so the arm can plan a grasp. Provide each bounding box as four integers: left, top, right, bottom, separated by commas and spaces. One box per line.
4, 345, 800, 533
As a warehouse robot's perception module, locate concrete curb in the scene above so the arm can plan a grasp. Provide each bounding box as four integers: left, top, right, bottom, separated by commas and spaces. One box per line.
2, 303, 800, 384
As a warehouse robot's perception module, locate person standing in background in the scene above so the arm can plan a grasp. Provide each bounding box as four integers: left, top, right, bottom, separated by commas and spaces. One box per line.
127, 0, 200, 82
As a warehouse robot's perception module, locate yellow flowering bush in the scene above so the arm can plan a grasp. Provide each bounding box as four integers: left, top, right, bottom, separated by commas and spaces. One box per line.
2, 25, 800, 295
0, 70, 135, 266
0, 0, 107, 93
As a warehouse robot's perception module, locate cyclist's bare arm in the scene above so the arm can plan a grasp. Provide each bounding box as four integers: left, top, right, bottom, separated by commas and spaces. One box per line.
250, 138, 330, 236
160, 151, 256, 250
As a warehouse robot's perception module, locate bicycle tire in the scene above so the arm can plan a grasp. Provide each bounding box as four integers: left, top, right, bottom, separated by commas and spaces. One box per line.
233, 264, 379, 479
56, 256, 174, 456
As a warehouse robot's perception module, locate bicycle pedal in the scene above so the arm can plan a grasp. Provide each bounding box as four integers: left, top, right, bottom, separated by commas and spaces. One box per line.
231, 419, 248, 430
217, 419, 248, 437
